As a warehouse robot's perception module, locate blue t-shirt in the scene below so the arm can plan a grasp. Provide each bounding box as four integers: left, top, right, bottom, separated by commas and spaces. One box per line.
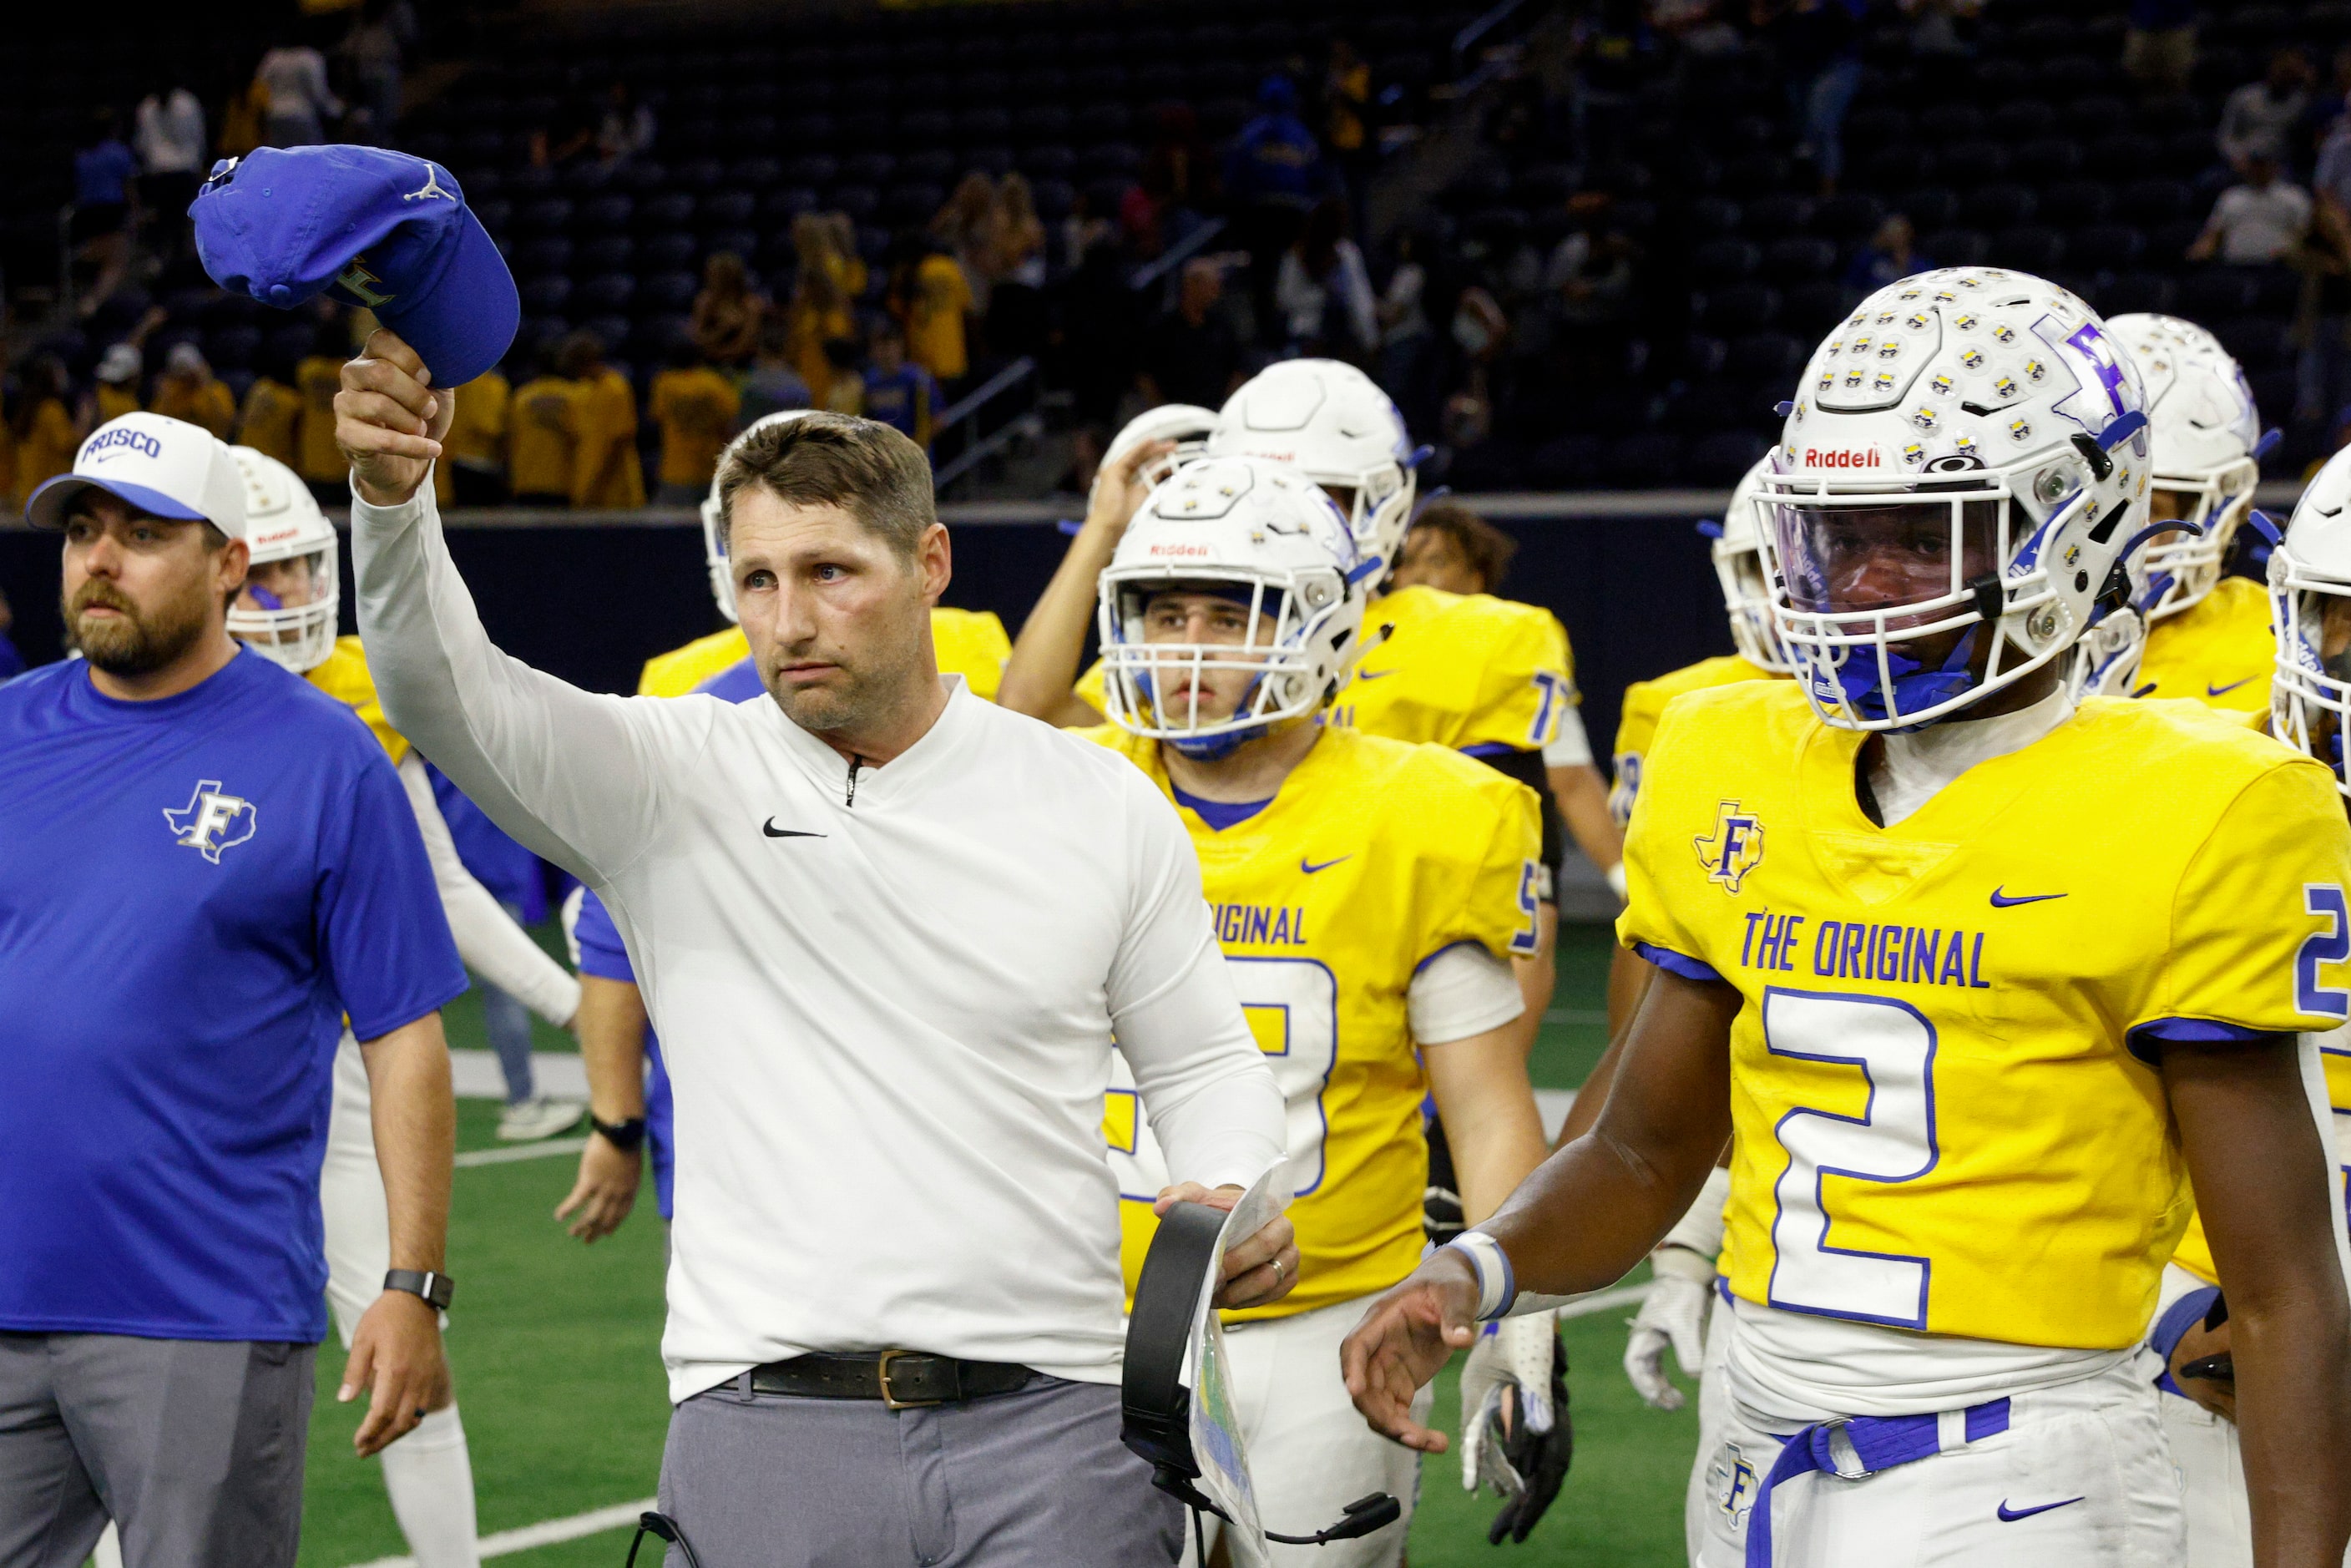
0, 650, 466, 1343
427, 761, 546, 921
572, 888, 675, 1220
862, 364, 937, 446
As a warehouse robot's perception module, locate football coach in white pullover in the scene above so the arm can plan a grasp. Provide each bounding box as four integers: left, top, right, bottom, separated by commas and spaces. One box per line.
335, 331, 1292, 1565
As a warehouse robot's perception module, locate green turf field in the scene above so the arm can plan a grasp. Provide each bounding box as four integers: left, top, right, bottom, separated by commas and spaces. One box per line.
291, 922, 1700, 1565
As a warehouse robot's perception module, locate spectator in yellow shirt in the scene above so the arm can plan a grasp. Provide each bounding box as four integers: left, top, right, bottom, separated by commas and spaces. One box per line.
235, 347, 304, 471
648, 341, 741, 503
149, 343, 236, 438
435, 366, 513, 507
89, 342, 144, 426
820, 336, 867, 417
896, 239, 974, 388
558, 330, 645, 508
508, 356, 579, 506
10, 357, 83, 508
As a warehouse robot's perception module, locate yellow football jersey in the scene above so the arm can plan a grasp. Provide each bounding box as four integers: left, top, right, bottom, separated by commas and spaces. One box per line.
305, 636, 408, 765
2135, 575, 2273, 711
1074, 586, 1576, 756
635, 609, 1014, 702
1610, 653, 1779, 827
1620, 680, 2351, 1349
1084, 725, 1542, 1319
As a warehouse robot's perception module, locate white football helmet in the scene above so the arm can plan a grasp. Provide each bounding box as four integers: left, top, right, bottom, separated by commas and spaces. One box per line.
700, 410, 820, 623
2106, 312, 2263, 620
1207, 358, 1423, 583
1707, 456, 1790, 673
2271, 448, 2351, 794
1097, 455, 1366, 756
225, 446, 338, 672
1758, 267, 2152, 730
1097, 402, 1217, 502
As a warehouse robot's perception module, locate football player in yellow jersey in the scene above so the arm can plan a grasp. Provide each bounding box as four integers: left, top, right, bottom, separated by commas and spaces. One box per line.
1344, 268, 2351, 1568
2131, 446, 2351, 1568
1075, 454, 1554, 1561
2109, 313, 2273, 712
223, 448, 584, 1568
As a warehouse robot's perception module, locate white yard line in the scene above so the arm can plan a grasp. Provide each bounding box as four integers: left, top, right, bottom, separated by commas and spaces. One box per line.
448, 1049, 587, 1101
344, 1497, 657, 1567
453, 1136, 589, 1169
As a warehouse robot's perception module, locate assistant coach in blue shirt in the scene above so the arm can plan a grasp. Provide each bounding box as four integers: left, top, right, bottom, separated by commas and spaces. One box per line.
0, 412, 468, 1568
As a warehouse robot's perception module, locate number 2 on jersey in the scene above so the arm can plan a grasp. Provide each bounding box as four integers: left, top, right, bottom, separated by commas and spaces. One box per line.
1762, 988, 1939, 1329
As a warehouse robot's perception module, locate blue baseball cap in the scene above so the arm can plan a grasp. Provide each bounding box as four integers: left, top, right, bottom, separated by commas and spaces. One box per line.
191, 144, 518, 388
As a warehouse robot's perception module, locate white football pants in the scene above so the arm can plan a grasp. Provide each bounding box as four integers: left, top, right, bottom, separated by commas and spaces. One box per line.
1691, 1358, 2183, 1568
1684, 1285, 1734, 1565
1187, 1297, 1427, 1568
323, 1034, 483, 1568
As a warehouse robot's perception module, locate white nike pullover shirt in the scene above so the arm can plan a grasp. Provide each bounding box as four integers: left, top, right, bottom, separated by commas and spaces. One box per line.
351, 484, 1287, 1402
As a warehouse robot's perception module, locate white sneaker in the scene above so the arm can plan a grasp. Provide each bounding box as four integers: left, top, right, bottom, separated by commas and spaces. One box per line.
498, 1096, 586, 1142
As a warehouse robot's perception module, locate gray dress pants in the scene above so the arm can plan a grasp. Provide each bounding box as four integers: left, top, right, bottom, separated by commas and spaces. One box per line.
0, 1333, 315, 1568
658, 1372, 1186, 1565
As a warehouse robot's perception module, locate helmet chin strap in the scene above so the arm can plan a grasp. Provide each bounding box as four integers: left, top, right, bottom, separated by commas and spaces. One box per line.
1833, 625, 1980, 731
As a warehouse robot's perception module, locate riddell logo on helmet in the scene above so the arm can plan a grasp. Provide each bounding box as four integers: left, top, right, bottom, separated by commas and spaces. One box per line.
1801, 448, 1884, 469
1149, 543, 1212, 558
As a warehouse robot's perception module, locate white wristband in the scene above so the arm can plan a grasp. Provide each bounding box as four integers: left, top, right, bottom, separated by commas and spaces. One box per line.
1444, 1231, 1517, 1322
1605, 861, 1629, 900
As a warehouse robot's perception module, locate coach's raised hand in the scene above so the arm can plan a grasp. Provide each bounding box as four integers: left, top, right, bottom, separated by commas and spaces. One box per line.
337, 329, 456, 507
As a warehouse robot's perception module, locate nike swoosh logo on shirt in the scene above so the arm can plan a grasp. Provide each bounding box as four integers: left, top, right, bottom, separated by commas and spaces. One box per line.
1354, 669, 1398, 680
1989, 888, 2065, 908
1301, 855, 1352, 874
761, 819, 827, 838
2206, 677, 2253, 696
1996, 1497, 2085, 1522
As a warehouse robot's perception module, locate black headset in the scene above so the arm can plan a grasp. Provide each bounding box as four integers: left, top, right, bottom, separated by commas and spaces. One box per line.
1120, 1201, 1402, 1550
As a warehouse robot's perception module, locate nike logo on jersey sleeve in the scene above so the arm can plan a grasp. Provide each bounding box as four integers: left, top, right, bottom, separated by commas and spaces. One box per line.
1996, 1497, 2084, 1522
1353, 669, 1397, 680
1989, 888, 2065, 908
761, 819, 826, 838
2206, 678, 2253, 696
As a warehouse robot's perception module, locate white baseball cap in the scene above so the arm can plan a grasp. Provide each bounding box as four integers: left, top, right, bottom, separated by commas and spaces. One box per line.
25, 412, 250, 539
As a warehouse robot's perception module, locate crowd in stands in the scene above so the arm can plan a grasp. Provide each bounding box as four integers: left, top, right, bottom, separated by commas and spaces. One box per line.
13, 0, 2351, 508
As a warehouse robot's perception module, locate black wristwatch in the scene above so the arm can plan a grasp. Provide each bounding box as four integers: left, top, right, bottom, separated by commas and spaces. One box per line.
591, 1115, 647, 1153
385, 1269, 455, 1311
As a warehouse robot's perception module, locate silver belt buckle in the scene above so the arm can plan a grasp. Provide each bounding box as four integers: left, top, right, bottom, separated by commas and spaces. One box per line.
1822, 1418, 1871, 1481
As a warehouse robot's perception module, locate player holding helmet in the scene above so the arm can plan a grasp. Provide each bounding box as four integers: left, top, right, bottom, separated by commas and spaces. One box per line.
225, 447, 583, 1568
2107, 313, 2273, 711
1344, 269, 2351, 1567
1074, 454, 1554, 1561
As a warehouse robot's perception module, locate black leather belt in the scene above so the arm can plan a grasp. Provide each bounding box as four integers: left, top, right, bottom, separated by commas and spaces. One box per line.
747, 1352, 1035, 1409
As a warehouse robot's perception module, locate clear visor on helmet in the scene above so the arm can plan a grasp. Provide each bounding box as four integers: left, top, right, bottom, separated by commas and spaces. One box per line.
1097, 569, 1342, 748
2271, 563, 2351, 795
1761, 472, 2065, 730
227, 540, 340, 673
2141, 458, 2256, 621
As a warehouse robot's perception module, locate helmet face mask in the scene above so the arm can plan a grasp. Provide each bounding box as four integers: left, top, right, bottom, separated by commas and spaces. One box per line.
225, 446, 339, 673
1098, 457, 1365, 757
1715, 458, 1792, 673
2106, 312, 2264, 622
2272, 449, 2351, 797
1760, 268, 2151, 731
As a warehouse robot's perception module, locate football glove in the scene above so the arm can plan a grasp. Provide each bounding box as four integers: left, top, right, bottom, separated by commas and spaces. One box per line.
1459, 1310, 1572, 1544
1623, 1245, 1716, 1411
